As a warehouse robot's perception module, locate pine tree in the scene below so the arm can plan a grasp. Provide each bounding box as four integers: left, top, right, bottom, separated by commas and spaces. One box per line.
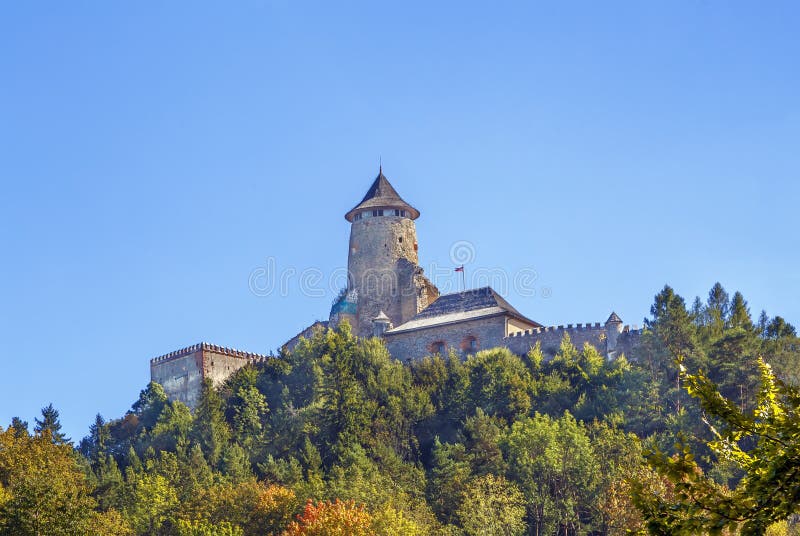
729, 291, 754, 331
192, 379, 231, 467
34, 403, 69, 444
9, 417, 28, 438
706, 282, 730, 334
765, 316, 797, 339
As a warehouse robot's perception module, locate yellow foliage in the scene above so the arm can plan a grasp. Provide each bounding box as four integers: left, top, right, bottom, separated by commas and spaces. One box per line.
0, 427, 100, 535
0, 482, 9, 508
766, 520, 790, 536
87, 509, 134, 536
178, 479, 298, 535
370, 503, 424, 536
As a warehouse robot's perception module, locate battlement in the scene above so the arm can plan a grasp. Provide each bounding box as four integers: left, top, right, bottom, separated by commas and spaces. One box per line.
150, 342, 270, 366
506, 323, 641, 337
504, 321, 642, 360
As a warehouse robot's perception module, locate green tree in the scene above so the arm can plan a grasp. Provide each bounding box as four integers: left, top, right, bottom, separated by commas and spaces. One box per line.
632, 358, 800, 535
428, 439, 473, 525
704, 282, 730, 339
192, 379, 231, 466
150, 400, 193, 452
131, 382, 169, 431
9, 417, 28, 438
232, 384, 269, 449
729, 291, 755, 331
123, 470, 178, 534
766, 316, 797, 340
504, 412, 599, 536
455, 474, 527, 536
34, 403, 69, 444
466, 347, 532, 422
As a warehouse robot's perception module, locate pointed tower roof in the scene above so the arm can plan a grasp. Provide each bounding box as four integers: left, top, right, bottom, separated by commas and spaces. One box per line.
345, 168, 420, 222
606, 311, 623, 324
373, 310, 391, 323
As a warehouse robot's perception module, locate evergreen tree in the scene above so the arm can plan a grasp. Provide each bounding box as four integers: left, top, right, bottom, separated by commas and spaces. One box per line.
232, 385, 268, 450
131, 382, 168, 431
34, 403, 69, 444
705, 282, 730, 337
729, 291, 755, 331
8, 417, 28, 438
758, 310, 770, 337
192, 379, 231, 467
765, 316, 797, 339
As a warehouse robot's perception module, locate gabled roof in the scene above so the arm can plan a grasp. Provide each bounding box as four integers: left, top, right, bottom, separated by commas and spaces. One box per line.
386, 287, 541, 334
345, 169, 420, 222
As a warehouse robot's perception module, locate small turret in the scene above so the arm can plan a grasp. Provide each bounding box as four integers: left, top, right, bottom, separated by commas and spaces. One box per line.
372, 310, 392, 337
605, 311, 623, 353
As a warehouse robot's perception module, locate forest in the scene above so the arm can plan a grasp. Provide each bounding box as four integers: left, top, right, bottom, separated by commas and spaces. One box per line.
1, 283, 800, 536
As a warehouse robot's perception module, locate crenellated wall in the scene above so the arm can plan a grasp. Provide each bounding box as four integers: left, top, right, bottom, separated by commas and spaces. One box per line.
504, 323, 642, 360
150, 343, 270, 408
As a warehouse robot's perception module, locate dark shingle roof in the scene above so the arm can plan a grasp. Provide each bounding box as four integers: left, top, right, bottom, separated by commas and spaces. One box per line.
414, 287, 519, 318
606, 312, 623, 324
345, 169, 420, 222
386, 287, 541, 334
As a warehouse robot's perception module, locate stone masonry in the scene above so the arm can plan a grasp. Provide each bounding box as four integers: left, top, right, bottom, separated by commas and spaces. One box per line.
150, 343, 269, 408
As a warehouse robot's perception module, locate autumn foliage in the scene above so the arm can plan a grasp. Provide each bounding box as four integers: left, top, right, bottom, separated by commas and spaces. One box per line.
282, 499, 372, 536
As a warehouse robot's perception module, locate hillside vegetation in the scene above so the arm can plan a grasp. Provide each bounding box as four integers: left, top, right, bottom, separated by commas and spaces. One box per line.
2, 283, 800, 535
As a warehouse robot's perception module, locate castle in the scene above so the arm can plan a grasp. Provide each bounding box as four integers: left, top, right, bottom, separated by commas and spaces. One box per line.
151, 169, 641, 407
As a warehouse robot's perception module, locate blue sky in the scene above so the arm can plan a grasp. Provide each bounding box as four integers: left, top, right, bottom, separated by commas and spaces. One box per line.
1, 1, 798, 441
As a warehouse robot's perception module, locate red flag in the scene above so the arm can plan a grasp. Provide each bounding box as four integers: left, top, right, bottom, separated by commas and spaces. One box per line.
454, 266, 464, 272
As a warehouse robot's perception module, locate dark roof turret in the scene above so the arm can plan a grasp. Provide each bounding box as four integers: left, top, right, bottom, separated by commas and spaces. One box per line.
345, 168, 420, 222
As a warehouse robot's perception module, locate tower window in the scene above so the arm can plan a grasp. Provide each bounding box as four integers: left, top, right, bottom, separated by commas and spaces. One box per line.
354, 213, 362, 221
372, 209, 384, 217
398, 237, 403, 243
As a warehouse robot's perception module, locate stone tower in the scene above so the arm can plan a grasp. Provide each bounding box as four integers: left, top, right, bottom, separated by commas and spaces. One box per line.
331, 168, 438, 337
605, 311, 624, 354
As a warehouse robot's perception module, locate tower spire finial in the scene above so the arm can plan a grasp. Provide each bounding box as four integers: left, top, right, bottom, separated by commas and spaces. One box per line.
379, 156, 382, 175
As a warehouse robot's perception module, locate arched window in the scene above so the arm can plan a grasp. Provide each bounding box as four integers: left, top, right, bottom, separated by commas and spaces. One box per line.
430, 341, 446, 355
461, 336, 478, 352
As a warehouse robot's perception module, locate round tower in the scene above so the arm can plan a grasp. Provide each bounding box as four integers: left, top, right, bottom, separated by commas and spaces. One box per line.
335, 168, 425, 336
605, 311, 624, 355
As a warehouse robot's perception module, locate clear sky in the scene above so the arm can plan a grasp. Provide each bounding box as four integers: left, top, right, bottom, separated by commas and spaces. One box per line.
1, 1, 798, 441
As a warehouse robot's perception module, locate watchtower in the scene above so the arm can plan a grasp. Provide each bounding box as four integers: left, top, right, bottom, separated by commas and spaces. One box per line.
332, 168, 437, 336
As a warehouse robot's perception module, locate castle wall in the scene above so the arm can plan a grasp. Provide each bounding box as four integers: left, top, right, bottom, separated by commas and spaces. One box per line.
384, 315, 508, 361
150, 349, 205, 408
504, 323, 642, 360
384, 319, 642, 363
151, 343, 269, 408
202, 348, 254, 388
